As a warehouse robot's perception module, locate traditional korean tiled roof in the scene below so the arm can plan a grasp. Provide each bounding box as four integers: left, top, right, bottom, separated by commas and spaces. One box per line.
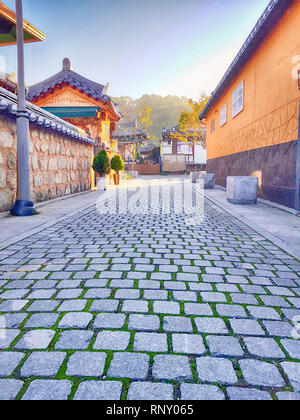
27, 58, 110, 103
112, 121, 148, 140
162, 124, 205, 140
200, 0, 294, 119
0, 86, 95, 145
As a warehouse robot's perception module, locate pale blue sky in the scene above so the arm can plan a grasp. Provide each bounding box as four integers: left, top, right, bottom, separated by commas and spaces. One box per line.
0, 0, 270, 98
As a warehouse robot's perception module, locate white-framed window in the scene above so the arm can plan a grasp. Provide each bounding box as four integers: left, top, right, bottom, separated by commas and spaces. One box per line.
177, 143, 193, 154
232, 80, 244, 118
220, 104, 227, 126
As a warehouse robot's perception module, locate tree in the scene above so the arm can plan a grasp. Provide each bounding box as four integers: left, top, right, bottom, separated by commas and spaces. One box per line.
92, 150, 111, 177
138, 106, 153, 130
111, 155, 125, 174
112, 95, 191, 143
169, 93, 210, 147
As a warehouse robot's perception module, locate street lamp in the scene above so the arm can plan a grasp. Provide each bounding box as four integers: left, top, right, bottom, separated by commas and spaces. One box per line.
0, 0, 45, 216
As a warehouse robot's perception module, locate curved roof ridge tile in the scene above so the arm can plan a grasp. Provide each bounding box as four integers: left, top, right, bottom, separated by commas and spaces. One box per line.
27, 68, 105, 101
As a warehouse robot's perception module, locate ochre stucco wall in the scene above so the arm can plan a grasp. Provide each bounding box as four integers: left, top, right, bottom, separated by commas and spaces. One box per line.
0, 113, 93, 212
206, 0, 300, 160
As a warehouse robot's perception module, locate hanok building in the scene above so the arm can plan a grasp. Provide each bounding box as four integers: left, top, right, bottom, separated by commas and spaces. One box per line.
200, 0, 300, 209
27, 58, 122, 153
112, 121, 148, 163
161, 124, 207, 173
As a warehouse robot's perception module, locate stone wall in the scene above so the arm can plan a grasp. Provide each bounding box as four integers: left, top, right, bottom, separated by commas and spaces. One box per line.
207, 140, 297, 209
0, 113, 93, 213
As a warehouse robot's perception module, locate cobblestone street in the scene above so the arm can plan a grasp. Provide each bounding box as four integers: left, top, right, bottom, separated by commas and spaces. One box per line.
0, 178, 299, 400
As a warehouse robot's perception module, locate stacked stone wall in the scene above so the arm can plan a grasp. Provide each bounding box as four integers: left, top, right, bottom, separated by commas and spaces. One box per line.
0, 114, 93, 212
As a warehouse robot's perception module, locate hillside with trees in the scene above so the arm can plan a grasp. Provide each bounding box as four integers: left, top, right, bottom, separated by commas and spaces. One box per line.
112, 95, 191, 144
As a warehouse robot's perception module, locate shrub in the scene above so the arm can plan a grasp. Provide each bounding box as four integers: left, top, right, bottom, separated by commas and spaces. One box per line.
92, 150, 111, 177
111, 155, 125, 174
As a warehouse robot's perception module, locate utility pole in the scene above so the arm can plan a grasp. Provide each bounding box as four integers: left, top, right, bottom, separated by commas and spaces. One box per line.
10, 0, 35, 216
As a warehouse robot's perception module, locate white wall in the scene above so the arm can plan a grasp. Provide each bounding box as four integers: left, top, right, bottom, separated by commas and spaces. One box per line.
194, 144, 207, 164
162, 143, 172, 159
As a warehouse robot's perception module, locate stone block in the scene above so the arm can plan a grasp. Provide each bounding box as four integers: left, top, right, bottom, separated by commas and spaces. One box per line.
191, 171, 205, 183
227, 176, 258, 204
201, 173, 215, 189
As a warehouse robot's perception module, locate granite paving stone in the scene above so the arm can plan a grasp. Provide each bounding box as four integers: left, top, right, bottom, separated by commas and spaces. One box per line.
22, 380, 72, 400
243, 337, 285, 359
57, 300, 87, 312
260, 296, 290, 308
173, 291, 197, 302
58, 312, 93, 329
122, 300, 149, 313
180, 384, 225, 400
163, 316, 193, 333
263, 321, 294, 338
56, 289, 83, 299
0, 352, 25, 376
94, 331, 130, 351
152, 355, 193, 380
247, 306, 281, 320
26, 300, 59, 312
25, 313, 59, 328
153, 301, 180, 315
227, 388, 272, 401
276, 392, 300, 401
14, 330, 55, 350
143, 290, 169, 301
280, 339, 300, 359
94, 313, 126, 329
0, 329, 21, 349
195, 318, 228, 335
0, 314, 27, 328
216, 304, 247, 318
206, 335, 244, 357
74, 381, 123, 400
230, 319, 265, 336
172, 334, 206, 355
196, 358, 237, 385
201, 292, 227, 303
66, 352, 107, 377
20, 352, 66, 377
128, 382, 173, 400
134, 332, 168, 352
184, 303, 213, 316
107, 352, 149, 380
0, 379, 23, 400
128, 314, 160, 331
281, 362, 300, 392
55, 330, 93, 350
239, 360, 285, 388
115, 289, 140, 300
89, 299, 119, 313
